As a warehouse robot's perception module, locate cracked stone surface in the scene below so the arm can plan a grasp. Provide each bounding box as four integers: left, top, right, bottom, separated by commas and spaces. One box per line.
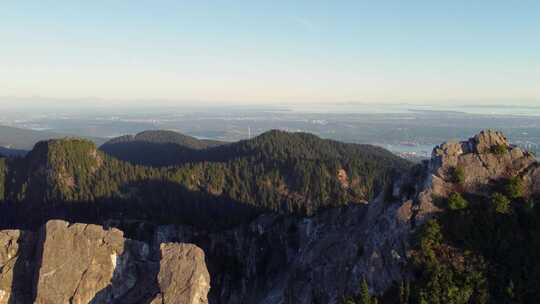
152, 243, 210, 304
34, 221, 125, 304
0, 220, 210, 304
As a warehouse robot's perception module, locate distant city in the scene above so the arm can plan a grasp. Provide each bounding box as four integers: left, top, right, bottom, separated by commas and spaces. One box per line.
0, 103, 538, 160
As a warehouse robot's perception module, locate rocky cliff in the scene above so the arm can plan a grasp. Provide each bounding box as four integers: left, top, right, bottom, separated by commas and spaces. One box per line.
428, 129, 538, 195
0, 130, 537, 304
0, 220, 210, 304
152, 130, 539, 303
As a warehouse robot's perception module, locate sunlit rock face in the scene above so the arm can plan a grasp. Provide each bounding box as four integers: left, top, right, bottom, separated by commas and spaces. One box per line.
152, 243, 210, 304
0, 220, 210, 304
430, 130, 537, 193
34, 221, 126, 304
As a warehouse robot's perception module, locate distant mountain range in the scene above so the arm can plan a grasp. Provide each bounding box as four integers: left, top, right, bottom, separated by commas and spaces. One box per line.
0, 129, 409, 229
0, 125, 106, 155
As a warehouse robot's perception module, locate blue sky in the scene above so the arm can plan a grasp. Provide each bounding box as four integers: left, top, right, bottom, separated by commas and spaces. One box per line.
1, 1, 539, 105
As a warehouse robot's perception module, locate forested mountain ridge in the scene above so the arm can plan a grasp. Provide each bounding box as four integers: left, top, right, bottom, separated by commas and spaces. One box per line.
0, 130, 410, 229
210, 130, 403, 162
100, 129, 406, 169
0, 130, 539, 303
100, 130, 224, 166
108, 130, 224, 149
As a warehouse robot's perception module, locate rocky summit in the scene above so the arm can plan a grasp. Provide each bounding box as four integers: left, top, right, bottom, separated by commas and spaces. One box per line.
430, 129, 537, 193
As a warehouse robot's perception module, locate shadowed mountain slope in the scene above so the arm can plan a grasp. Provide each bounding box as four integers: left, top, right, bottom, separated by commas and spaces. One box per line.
100, 130, 225, 166
0, 130, 410, 230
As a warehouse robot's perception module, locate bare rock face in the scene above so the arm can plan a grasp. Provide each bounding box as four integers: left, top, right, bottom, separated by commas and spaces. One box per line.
472, 129, 508, 154
430, 129, 538, 196
153, 130, 539, 304
0, 220, 210, 304
155, 196, 414, 304
154, 206, 372, 304
34, 221, 126, 304
398, 129, 540, 227
524, 163, 540, 196
0, 230, 35, 304
153, 243, 210, 304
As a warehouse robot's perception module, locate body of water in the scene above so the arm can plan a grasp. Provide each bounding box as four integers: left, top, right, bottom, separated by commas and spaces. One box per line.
285, 103, 540, 116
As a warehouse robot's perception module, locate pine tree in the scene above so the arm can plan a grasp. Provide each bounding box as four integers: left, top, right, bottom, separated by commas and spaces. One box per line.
399, 280, 410, 304
359, 279, 371, 304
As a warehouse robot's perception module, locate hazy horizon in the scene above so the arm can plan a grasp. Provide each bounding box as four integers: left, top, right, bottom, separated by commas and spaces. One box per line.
2, 1, 540, 105
1, 96, 540, 111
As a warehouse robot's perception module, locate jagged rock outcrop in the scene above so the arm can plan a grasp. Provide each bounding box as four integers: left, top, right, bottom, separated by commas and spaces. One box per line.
388, 129, 539, 224
153, 130, 539, 304
34, 220, 151, 304
430, 129, 537, 194
0, 220, 210, 304
151, 243, 210, 304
